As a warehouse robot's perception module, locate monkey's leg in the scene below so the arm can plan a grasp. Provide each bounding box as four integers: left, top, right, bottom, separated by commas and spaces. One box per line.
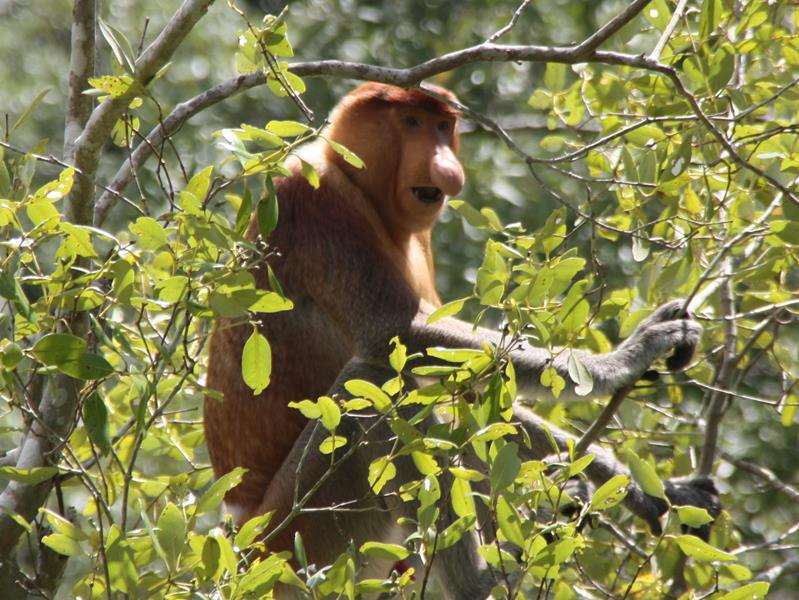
509, 404, 719, 534
258, 359, 508, 600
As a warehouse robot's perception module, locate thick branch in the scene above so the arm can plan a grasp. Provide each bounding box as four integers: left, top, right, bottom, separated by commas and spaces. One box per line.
63, 0, 95, 162
698, 257, 736, 476
69, 0, 214, 225
95, 47, 659, 224
95, 71, 264, 225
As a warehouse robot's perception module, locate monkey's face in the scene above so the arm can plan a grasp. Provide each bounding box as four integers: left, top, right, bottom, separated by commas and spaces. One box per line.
391, 106, 464, 233
325, 85, 464, 237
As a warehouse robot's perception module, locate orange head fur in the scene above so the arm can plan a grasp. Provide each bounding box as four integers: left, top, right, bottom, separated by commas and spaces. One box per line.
325, 83, 465, 239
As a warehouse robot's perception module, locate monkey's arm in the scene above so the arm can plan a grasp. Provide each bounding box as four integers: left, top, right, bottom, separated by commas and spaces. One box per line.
292, 206, 700, 400
400, 299, 701, 401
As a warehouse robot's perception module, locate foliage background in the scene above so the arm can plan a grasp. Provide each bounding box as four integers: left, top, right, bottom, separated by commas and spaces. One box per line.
0, 0, 798, 598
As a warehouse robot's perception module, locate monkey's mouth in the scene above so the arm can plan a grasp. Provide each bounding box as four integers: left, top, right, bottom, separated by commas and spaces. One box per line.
412, 186, 445, 204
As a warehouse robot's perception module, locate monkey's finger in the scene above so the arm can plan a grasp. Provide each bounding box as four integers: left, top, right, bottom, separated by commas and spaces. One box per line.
666, 342, 696, 371
641, 369, 660, 381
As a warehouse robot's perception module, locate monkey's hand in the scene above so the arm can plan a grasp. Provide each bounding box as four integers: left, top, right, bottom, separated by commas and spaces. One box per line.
623, 300, 701, 369
630, 476, 721, 537
558, 476, 721, 539
610, 299, 702, 384
663, 476, 722, 540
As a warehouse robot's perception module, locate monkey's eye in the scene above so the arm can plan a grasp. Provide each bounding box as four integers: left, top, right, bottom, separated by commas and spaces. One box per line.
403, 115, 421, 128
437, 120, 452, 132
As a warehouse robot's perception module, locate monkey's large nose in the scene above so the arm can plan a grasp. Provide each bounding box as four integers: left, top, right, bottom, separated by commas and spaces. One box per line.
431, 145, 465, 196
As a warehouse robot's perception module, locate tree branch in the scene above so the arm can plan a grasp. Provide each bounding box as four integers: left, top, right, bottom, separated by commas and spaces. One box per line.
95, 71, 265, 225
69, 0, 215, 225
63, 0, 95, 163
697, 256, 736, 476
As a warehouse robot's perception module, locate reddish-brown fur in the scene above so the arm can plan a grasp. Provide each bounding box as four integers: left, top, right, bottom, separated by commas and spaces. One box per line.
204, 83, 464, 517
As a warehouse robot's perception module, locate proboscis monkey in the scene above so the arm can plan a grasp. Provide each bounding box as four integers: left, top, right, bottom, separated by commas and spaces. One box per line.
205, 83, 718, 599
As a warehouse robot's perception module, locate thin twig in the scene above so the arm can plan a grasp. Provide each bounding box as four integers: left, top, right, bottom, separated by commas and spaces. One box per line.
648, 0, 689, 61
486, 0, 533, 43
574, 385, 633, 456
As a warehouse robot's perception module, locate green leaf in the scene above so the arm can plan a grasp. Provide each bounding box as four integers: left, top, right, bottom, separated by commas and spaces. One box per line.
674, 534, 735, 562
0, 271, 33, 321
42, 533, 82, 556
233, 188, 254, 234
266, 120, 311, 137
624, 449, 666, 500
239, 124, 283, 149
567, 352, 593, 396
318, 435, 346, 454
0, 466, 58, 484
389, 337, 407, 372
182, 165, 214, 205
478, 544, 519, 573
235, 513, 273, 549
449, 200, 491, 229
288, 399, 322, 419
589, 474, 629, 510
156, 275, 189, 303
368, 456, 397, 493
197, 467, 246, 515
675, 505, 715, 528
491, 442, 521, 495
156, 503, 186, 572
59, 352, 114, 380
717, 582, 770, 600
426, 347, 485, 363
496, 494, 525, 548
257, 181, 280, 239
248, 291, 293, 313
299, 159, 319, 189
626, 125, 666, 148
544, 63, 567, 92
98, 18, 136, 72
449, 467, 486, 482
540, 366, 566, 398
32, 333, 86, 366
470, 423, 518, 444
12, 88, 49, 133
359, 541, 409, 561
237, 553, 285, 594
41, 508, 86, 540
568, 453, 595, 477
437, 514, 477, 550
111, 259, 134, 305
708, 44, 735, 91
242, 329, 271, 394
83, 392, 111, 454
344, 379, 392, 412
327, 139, 364, 168
426, 297, 467, 324
540, 135, 565, 153
451, 476, 475, 518
129, 216, 167, 250
317, 395, 341, 431
699, 0, 723, 38
643, 0, 671, 32
105, 526, 138, 592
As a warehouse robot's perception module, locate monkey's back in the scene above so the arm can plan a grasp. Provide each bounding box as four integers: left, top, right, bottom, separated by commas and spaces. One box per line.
204, 166, 395, 515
